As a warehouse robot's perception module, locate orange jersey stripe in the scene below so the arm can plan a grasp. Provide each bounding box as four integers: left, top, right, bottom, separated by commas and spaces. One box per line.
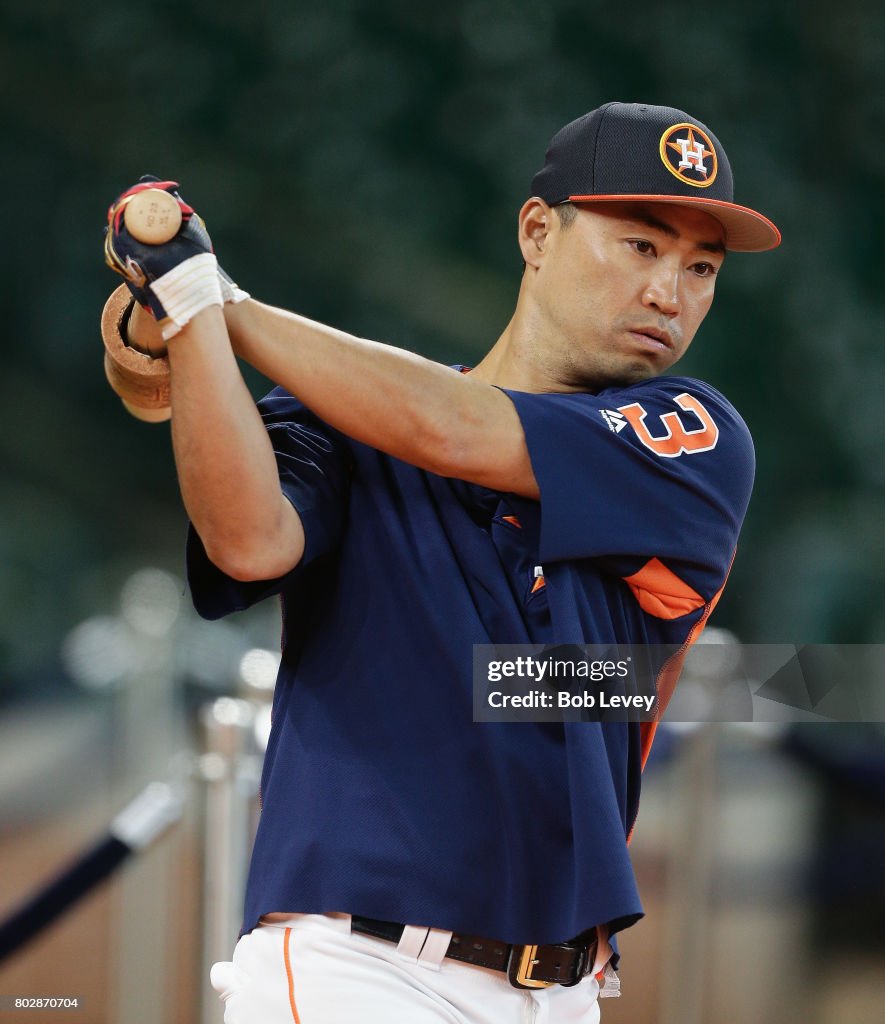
622, 558, 706, 620
627, 554, 735, 845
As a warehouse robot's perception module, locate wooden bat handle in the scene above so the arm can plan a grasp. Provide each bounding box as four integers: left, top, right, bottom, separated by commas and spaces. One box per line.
100, 285, 171, 422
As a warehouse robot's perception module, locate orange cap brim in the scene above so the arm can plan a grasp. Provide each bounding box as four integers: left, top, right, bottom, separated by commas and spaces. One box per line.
567, 193, 782, 252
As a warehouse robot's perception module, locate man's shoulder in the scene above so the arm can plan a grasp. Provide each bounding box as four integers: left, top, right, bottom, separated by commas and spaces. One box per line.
511, 375, 750, 436
598, 374, 737, 408
505, 375, 754, 480
598, 375, 754, 464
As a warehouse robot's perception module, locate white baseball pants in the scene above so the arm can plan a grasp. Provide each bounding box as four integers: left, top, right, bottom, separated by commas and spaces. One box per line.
210, 913, 602, 1023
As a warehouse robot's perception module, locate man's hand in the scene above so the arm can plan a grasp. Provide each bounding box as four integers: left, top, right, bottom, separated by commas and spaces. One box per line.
104, 175, 223, 339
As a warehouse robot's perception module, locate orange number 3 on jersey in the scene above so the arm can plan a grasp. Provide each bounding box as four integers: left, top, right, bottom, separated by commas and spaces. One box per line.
617, 393, 720, 458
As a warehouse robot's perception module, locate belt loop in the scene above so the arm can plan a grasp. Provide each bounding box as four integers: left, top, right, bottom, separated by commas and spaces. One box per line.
417, 928, 453, 971
396, 925, 429, 963
590, 924, 613, 977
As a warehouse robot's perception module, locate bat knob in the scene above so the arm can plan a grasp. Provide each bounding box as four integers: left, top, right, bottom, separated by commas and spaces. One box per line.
122, 188, 183, 244
101, 285, 171, 422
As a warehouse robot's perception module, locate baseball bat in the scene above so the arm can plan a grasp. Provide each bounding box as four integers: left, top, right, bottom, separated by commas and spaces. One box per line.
101, 285, 171, 422
102, 189, 183, 421
122, 187, 182, 245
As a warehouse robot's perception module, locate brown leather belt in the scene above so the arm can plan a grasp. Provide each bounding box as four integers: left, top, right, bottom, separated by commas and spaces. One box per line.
350, 915, 595, 989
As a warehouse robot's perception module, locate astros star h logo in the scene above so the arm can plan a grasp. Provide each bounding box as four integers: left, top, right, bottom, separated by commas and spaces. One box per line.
659, 123, 718, 188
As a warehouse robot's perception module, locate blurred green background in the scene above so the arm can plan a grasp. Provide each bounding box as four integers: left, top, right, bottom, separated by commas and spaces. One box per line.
1, 0, 883, 686
2, 4, 885, 1022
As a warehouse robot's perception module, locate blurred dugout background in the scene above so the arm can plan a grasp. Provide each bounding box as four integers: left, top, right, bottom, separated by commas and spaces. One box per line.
1, 0, 885, 1021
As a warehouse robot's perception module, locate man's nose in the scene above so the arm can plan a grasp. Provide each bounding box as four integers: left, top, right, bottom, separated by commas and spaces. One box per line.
642, 263, 681, 317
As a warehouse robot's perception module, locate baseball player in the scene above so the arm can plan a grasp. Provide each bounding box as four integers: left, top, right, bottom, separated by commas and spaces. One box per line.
104, 102, 780, 1022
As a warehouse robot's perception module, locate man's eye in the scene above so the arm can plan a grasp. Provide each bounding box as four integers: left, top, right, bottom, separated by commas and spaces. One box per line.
692, 262, 718, 277
631, 239, 655, 255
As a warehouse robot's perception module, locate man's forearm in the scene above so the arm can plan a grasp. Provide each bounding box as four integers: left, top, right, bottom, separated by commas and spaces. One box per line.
223, 299, 538, 497
128, 301, 305, 579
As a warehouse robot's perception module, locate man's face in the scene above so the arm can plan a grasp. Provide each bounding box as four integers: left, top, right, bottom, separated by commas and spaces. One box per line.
526, 200, 726, 390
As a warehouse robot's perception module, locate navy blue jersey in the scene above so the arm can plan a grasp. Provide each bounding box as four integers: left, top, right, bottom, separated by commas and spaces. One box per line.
187, 374, 753, 947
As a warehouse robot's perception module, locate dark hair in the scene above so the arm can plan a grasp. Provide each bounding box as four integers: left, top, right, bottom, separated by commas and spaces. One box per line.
555, 202, 578, 228
521, 201, 578, 273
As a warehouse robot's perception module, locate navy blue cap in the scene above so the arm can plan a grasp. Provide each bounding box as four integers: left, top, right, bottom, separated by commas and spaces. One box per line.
531, 102, 780, 252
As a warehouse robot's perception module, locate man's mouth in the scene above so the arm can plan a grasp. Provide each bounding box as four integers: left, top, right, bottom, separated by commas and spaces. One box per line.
626, 326, 674, 351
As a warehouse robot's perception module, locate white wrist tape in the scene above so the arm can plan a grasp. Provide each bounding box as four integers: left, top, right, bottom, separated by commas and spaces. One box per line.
150, 252, 224, 340
219, 266, 250, 304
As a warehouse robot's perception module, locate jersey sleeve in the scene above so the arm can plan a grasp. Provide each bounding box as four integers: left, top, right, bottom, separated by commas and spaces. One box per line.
503, 377, 754, 600
186, 386, 352, 620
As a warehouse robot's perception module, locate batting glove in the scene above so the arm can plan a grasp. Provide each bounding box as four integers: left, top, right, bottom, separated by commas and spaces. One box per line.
104, 175, 226, 340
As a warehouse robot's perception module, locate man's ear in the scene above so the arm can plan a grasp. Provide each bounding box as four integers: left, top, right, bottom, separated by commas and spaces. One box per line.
518, 198, 554, 269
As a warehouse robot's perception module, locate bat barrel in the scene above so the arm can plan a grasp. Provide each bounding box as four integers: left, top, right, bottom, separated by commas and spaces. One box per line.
101, 285, 171, 422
